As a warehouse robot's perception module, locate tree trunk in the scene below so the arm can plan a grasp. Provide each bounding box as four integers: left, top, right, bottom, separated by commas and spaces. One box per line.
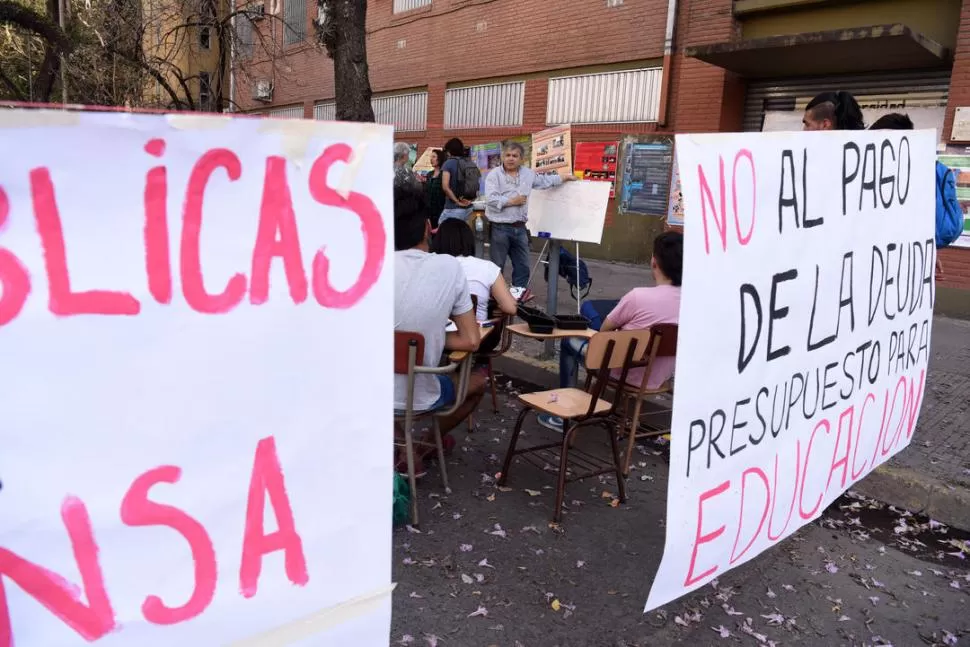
318, 0, 374, 123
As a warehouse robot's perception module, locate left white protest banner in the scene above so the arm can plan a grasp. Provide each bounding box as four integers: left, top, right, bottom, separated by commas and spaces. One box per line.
646, 129, 936, 611
0, 109, 394, 646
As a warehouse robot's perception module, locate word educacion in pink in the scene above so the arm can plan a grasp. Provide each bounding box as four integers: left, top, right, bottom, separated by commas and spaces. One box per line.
0, 436, 306, 645
0, 140, 385, 327
682, 368, 924, 588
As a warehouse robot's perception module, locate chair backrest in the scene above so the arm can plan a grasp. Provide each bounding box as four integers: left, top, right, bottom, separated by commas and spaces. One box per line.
394, 331, 425, 375
582, 325, 679, 410
584, 329, 656, 371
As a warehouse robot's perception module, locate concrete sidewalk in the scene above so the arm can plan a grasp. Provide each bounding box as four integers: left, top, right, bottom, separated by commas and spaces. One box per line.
493, 249, 970, 529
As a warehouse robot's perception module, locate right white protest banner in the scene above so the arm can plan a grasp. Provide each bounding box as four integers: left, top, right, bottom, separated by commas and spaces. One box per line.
646, 130, 937, 611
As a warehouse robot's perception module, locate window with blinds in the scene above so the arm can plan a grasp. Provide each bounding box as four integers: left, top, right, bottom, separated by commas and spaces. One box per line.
393, 0, 431, 13
372, 92, 428, 132
263, 105, 305, 119
444, 81, 524, 129
547, 68, 662, 125
283, 0, 307, 45
314, 101, 336, 121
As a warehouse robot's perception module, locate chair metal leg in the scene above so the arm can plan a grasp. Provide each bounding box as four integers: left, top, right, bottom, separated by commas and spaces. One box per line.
488, 360, 499, 413
623, 397, 644, 476
554, 422, 579, 523
606, 420, 627, 503
433, 418, 451, 494
498, 407, 531, 486
404, 424, 419, 527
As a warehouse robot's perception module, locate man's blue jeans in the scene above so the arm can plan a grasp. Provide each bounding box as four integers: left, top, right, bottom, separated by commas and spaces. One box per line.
490, 222, 531, 288
559, 337, 589, 388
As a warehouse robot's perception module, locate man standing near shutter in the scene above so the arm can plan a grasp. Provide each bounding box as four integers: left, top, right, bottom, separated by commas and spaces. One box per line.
485, 141, 575, 292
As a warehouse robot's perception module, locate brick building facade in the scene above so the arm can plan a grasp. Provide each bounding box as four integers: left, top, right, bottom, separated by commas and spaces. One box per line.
235, 0, 970, 314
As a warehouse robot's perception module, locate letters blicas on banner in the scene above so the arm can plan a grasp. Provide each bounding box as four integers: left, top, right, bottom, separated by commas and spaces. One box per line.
646, 130, 936, 611
0, 109, 394, 646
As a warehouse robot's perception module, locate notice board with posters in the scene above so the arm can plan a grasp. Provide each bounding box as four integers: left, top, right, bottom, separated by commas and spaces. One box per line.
666, 150, 684, 227
617, 136, 675, 216
0, 108, 394, 646
532, 125, 573, 179
646, 129, 936, 610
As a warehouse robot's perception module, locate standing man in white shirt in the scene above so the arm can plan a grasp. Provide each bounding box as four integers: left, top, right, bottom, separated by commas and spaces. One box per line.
484, 141, 576, 293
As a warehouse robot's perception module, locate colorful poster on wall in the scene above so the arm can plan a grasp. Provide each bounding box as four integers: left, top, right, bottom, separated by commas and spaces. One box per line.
646, 129, 935, 611
471, 142, 503, 193
531, 125, 573, 179
573, 141, 619, 198
617, 136, 674, 216
0, 108, 395, 646
938, 148, 970, 248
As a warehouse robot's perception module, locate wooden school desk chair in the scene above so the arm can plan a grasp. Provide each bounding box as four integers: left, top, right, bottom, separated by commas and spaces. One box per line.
497, 330, 657, 522
394, 331, 473, 527
608, 324, 678, 476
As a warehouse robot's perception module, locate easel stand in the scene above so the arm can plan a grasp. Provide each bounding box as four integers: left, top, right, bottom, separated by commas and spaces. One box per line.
525, 237, 584, 357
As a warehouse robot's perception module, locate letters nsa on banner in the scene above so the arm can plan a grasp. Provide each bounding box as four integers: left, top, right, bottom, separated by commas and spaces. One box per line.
0, 109, 395, 646
646, 129, 936, 611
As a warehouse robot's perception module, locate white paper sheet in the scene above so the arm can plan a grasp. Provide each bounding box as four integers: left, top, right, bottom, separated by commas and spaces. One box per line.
526, 180, 610, 244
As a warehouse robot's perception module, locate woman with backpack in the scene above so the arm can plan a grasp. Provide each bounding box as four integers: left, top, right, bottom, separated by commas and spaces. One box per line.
439, 137, 479, 225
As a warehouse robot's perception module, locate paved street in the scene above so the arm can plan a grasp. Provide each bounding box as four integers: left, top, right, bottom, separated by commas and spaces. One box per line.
392, 385, 970, 646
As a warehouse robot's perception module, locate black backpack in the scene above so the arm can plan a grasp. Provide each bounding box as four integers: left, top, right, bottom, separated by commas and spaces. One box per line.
454, 158, 482, 200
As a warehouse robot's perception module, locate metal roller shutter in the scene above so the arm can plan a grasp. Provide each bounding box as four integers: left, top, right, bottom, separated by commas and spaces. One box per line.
743, 70, 952, 132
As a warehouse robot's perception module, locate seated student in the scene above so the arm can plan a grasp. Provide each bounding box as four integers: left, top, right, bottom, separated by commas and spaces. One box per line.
394, 184, 486, 474
433, 219, 519, 360
433, 218, 518, 318
538, 231, 683, 432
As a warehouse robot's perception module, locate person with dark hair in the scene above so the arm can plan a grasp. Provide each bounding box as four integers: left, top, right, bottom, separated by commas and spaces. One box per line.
538, 231, 684, 432
803, 91, 865, 131
424, 149, 447, 228
394, 183, 486, 474
870, 112, 914, 130
870, 112, 962, 279
440, 137, 474, 224
432, 219, 518, 323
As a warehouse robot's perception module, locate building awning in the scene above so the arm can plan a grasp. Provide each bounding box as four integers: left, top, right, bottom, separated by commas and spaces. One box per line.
686, 24, 949, 79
